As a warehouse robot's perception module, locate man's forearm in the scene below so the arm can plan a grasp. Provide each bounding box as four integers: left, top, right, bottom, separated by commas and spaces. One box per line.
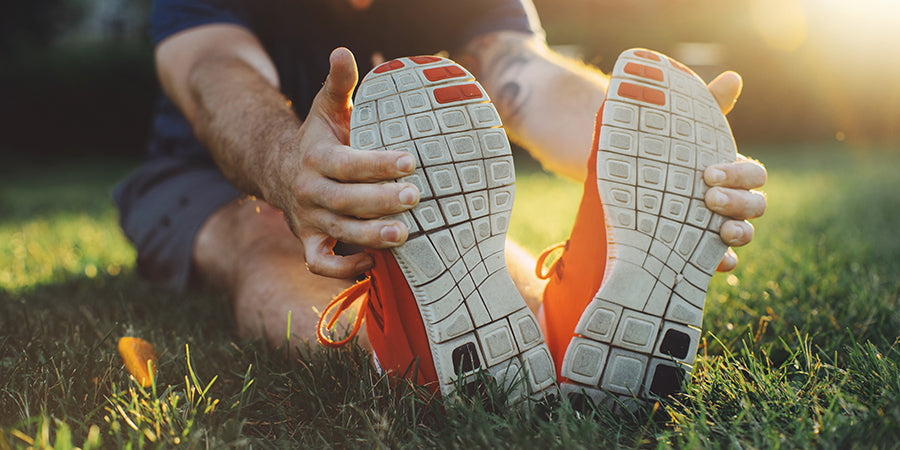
188, 56, 298, 206
462, 33, 609, 182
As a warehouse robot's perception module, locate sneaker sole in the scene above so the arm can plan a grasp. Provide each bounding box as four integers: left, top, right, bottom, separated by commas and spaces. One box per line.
350, 56, 556, 402
559, 49, 736, 406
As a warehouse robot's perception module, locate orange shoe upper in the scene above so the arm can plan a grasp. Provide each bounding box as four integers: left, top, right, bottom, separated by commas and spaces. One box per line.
539, 105, 610, 377
317, 249, 439, 391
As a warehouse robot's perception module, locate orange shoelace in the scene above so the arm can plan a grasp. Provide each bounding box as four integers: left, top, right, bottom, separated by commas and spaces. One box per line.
534, 241, 568, 280
316, 278, 372, 348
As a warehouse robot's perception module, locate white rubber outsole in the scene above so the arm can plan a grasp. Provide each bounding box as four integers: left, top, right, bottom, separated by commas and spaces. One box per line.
559, 49, 736, 407
349, 56, 557, 402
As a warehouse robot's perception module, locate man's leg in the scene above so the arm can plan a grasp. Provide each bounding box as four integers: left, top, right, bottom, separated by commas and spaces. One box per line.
192, 195, 545, 354
193, 197, 369, 350
505, 240, 547, 315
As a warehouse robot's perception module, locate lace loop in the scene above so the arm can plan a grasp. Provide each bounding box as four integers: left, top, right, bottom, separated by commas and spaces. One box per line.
535, 241, 568, 280
316, 278, 372, 348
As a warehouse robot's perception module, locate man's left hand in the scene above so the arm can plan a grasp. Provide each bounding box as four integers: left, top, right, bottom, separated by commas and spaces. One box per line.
704, 71, 767, 272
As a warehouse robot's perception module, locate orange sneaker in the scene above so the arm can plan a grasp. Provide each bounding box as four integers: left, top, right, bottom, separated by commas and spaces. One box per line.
537, 49, 737, 408
318, 56, 556, 403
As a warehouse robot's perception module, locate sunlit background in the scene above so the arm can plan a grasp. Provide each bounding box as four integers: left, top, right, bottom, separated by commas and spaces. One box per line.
533, 0, 900, 147
2, 0, 899, 155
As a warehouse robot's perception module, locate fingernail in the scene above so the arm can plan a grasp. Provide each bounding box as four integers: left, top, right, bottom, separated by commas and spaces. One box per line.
396, 154, 415, 173
712, 190, 729, 208
398, 186, 419, 207
707, 168, 726, 184
728, 225, 744, 245
380, 225, 402, 244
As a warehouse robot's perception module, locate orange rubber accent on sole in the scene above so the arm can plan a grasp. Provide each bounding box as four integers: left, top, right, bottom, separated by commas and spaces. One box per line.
410, 56, 442, 65
423, 65, 468, 82
634, 50, 661, 61
433, 83, 484, 104
624, 62, 664, 82
374, 59, 405, 73
617, 82, 666, 106
668, 57, 694, 76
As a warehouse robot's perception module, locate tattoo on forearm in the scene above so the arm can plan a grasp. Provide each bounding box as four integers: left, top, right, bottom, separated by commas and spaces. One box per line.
476, 37, 535, 126
497, 81, 525, 123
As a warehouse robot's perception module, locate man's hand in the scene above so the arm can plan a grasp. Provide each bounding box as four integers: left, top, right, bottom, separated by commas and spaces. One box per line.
704, 71, 767, 271
270, 48, 420, 279
158, 29, 418, 280
462, 32, 766, 272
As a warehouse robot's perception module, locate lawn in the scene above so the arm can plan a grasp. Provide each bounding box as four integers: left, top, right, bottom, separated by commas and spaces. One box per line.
2, 144, 899, 448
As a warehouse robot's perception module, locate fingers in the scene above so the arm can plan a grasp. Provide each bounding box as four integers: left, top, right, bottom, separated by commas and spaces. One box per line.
301, 197, 411, 246
707, 71, 743, 115
297, 140, 420, 218
716, 248, 738, 272
307, 48, 359, 144
323, 47, 358, 111
704, 159, 767, 190
309, 144, 416, 182
705, 186, 766, 220
300, 212, 406, 277
719, 220, 754, 247
302, 232, 375, 279
704, 157, 767, 221
289, 179, 415, 278
305, 177, 419, 219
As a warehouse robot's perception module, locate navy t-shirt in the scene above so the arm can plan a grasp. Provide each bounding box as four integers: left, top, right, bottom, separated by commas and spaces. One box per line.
147, 0, 542, 162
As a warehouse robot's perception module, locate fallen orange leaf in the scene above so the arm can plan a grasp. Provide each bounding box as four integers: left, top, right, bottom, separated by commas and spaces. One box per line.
118, 337, 158, 388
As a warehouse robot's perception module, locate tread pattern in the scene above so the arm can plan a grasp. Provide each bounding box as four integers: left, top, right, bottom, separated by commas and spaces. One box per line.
350, 57, 556, 402
560, 49, 737, 406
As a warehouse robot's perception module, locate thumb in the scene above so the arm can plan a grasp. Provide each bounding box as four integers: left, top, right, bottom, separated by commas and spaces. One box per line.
319, 47, 358, 115
707, 71, 743, 116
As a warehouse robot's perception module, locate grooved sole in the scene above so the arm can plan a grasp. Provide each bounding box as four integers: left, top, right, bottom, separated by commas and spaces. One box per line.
351, 57, 556, 402
560, 49, 737, 404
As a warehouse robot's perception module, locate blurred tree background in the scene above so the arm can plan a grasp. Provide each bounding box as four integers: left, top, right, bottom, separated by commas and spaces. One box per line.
2, 0, 897, 157
1, 0, 155, 156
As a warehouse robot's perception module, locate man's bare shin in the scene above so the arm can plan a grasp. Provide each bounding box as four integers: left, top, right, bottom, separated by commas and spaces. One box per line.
193, 198, 364, 349
505, 239, 547, 315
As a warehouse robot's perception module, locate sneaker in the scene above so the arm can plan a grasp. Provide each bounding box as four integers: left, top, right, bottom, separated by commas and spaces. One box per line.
537, 49, 737, 408
317, 56, 557, 403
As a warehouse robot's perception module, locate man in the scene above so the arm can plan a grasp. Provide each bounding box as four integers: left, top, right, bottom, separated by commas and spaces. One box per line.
116, 0, 766, 404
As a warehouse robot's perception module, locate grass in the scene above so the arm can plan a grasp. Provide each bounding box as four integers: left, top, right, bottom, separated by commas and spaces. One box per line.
2, 144, 900, 448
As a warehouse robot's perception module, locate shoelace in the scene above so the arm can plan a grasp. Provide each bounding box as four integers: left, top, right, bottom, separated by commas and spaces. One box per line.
320, 242, 568, 346
535, 241, 568, 280
316, 277, 371, 348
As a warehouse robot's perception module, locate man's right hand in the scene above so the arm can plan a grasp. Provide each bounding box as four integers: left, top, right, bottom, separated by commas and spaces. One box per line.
158, 26, 419, 280
267, 48, 420, 279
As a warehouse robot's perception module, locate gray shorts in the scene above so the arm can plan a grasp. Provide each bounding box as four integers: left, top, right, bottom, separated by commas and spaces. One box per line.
113, 156, 240, 290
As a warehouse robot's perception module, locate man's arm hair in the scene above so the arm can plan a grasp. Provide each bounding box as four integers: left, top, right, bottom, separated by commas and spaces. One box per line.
456, 31, 609, 182
155, 24, 294, 204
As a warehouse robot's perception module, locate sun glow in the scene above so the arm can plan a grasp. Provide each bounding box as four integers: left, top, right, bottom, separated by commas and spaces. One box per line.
748, 0, 900, 143
753, 0, 900, 53
751, 0, 808, 52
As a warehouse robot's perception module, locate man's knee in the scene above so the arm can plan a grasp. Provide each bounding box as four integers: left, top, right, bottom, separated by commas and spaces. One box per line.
193, 198, 301, 287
